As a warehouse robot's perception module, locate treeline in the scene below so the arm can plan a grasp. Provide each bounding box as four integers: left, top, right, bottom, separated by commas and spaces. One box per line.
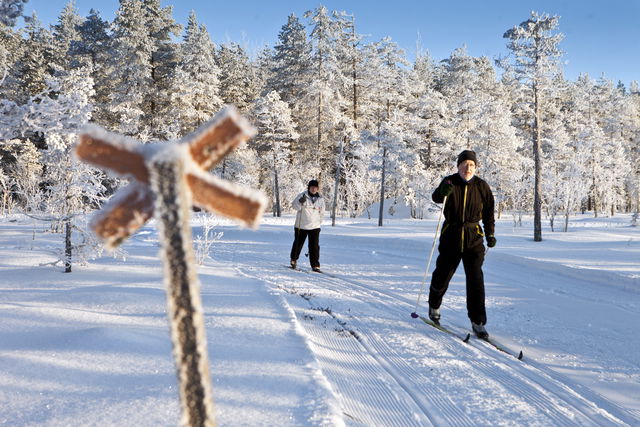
1, 1, 639, 240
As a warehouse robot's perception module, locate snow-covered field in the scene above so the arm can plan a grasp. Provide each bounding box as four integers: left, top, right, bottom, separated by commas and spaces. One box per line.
1, 212, 639, 426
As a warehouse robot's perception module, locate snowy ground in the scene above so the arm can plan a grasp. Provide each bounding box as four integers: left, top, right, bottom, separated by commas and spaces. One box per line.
1, 211, 639, 426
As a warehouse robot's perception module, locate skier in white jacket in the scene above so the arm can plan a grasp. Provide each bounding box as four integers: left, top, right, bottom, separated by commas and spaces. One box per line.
290, 179, 325, 271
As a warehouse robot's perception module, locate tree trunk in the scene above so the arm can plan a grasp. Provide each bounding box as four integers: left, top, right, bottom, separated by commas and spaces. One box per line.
1, 189, 7, 216
274, 170, 281, 217
378, 147, 387, 227
351, 16, 358, 129
317, 91, 323, 159
272, 151, 281, 217
316, 46, 324, 173
331, 138, 344, 226
533, 83, 543, 242
64, 219, 72, 273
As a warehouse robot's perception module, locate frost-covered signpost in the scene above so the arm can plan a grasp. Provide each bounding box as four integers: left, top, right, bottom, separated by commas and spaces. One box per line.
75, 106, 266, 426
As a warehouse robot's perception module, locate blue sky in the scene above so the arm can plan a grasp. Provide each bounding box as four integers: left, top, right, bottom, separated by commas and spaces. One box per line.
23, 0, 639, 87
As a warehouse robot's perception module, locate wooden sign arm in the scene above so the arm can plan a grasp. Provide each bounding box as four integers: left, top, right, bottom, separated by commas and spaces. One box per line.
185, 105, 256, 171
75, 128, 149, 184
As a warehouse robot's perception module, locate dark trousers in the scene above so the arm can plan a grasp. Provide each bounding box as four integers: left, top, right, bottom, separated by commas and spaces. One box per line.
428, 244, 486, 324
290, 227, 320, 268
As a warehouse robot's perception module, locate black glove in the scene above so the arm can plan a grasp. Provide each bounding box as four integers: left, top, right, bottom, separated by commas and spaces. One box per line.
439, 180, 453, 197
299, 194, 306, 204
486, 236, 496, 248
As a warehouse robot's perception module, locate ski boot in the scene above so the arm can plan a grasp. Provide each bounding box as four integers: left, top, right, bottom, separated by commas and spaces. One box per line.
471, 322, 489, 339
428, 306, 441, 325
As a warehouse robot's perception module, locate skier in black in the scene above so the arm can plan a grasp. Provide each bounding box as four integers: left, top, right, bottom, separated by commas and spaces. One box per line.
428, 150, 496, 339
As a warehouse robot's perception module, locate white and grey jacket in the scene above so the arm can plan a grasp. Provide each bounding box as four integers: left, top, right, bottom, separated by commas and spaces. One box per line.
292, 191, 325, 230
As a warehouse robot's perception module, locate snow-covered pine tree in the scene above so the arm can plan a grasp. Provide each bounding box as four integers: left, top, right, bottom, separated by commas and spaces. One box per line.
411, 83, 451, 217
628, 81, 640, 222
69, 9, 111, 125
0, 0, 27, 27
471, 57, 524, 218
142, 0, 181, 140
589, 76, 630, 216
105, 0, 154, 137
342, 131, 377, 218
301, 6, 348, 180
255, 46, 275, 97
48, 1, 82, 74
540, 75, 573, 230
105, 0, 179, 139
328, 10, 362, 224
213, 42, 261, 179
411, 52, 452, 177
552, 118, 589, 232
69, 8, 109, 69
0, 134, 43, 216
11, 12, 50, 103
0, 0, 25, 104
22, 67, 104, 272
357, 37, 410, 225
567, 74, 631, 218
502, 11, 564, 241
0, 10, 22, 94
252, 90, 298, 216
215, 42, 259, 114
614, 82, 640, 217
167, 11, 222, 138
268, 13, 312, 109
440, 46, 480, 153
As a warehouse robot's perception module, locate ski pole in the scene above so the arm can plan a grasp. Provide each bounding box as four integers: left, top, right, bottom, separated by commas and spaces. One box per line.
411, 195, 447, 319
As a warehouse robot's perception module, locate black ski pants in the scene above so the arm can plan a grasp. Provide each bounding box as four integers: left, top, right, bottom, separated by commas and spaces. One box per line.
428, 244, 486, 325
290, 227, 320, 268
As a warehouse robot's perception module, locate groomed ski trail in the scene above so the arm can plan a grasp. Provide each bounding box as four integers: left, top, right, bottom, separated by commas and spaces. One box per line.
215, 225, 636, 426
230, 259, 630, 426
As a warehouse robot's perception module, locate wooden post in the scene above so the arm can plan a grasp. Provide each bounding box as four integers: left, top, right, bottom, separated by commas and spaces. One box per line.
76, 106, 267, 426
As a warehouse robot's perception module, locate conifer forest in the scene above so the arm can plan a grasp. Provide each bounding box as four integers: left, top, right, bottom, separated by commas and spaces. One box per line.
1, 1, 639, 242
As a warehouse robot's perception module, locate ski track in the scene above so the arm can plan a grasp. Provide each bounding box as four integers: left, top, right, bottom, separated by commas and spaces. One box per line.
253, 267, 472, 427
305, 268, 629, 426
285, 296, 433, 426
217, 238, 635, 426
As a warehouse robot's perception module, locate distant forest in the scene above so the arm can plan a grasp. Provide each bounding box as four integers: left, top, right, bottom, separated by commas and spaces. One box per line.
1, 1, 638, 238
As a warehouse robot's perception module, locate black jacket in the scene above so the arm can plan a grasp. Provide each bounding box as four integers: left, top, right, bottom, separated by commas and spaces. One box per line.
433, 173, 495, 252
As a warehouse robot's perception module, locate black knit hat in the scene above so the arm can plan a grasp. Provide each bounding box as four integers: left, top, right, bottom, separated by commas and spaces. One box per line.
457, 150, 477, 166
308, 179, 319, 188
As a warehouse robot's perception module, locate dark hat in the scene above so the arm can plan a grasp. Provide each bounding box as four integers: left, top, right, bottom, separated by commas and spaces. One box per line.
308, 179, 319, 188
457, 150, 477, 166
